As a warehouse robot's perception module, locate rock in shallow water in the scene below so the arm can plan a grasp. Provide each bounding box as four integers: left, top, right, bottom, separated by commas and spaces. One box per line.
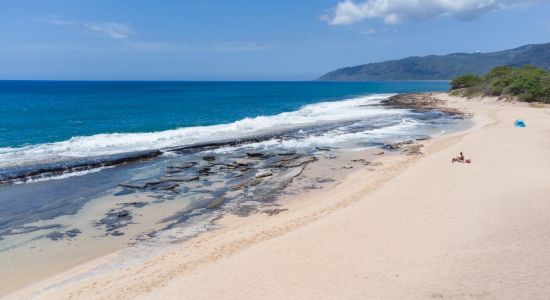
246, 152, 265, 158
202, 155, 216, 161
160, 175, 199, 182
114, 189, 136, 196
45, 228, 81, 240
65, 228, 81, 238
46, 231, 65, 241
255, 169, 273, 178
118, 182, 148, 189
148, 182, 179, 190
173, 162, 196, 169
315, 146, 333, 151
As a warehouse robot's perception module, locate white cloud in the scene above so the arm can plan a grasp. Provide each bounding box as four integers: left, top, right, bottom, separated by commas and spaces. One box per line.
82, 23, 133, 39
359, 27, 376, 35
44, 18, 134, 39
326, 0, 547, 25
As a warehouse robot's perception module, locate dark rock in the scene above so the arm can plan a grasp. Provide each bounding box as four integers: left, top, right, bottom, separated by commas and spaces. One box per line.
0, 150, 163, 186
247, 152, 265, 158
315, 146, 333, 151
234, 159, 252, 167
120, 202, 148, 208
148, 182, 179, 190
160, 175, 199, 182
198, 167, 212, 175
145, 179, 163, 185
262, 208, 288, 216
111, 230, 125, 236
381, 93, 465, 116
274, 151, 297, 156
117, 211, 130, 218
383, 140, 414, 150
202, 155, 216, 161
46, 231, 65, 241
65, 228, 81, 238
114, 189, 135, 196
172, 162, 196, 169
267, 156, 316, 168
118, 182, 148, 189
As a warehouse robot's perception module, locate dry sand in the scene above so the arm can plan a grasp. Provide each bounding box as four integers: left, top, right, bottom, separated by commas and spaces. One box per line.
8, 93, 550, 299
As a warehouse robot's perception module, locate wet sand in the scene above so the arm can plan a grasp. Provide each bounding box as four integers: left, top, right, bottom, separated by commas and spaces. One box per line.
11, 92, 550, 299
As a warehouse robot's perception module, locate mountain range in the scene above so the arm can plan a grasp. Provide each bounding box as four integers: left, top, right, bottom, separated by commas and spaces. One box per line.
318, 42, 550, 81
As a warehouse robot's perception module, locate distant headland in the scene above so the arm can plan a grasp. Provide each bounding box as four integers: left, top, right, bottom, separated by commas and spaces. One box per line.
318, 42, 550, 81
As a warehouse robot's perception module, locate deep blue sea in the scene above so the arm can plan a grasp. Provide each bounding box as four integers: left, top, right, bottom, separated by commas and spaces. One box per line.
0, 81, 448, 148
0, 81, 451, 171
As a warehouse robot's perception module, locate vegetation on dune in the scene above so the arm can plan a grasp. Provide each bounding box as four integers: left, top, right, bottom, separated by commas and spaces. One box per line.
450, 74, 483, 90
450, 65, 550, 103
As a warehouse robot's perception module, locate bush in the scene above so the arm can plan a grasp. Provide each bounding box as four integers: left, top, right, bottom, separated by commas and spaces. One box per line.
450, 74, 483, 90
451, 65, 550, 103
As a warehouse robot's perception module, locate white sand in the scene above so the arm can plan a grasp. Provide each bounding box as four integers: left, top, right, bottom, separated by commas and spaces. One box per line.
9, 93, 550, 299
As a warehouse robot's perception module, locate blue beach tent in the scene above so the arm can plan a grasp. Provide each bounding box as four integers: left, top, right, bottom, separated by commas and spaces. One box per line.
514, 119, 526, 127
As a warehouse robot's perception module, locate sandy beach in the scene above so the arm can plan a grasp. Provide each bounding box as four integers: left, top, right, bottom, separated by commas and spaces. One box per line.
8, 92, 550, 299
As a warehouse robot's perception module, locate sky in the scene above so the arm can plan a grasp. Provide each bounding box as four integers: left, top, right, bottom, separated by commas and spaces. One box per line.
1, 0, 550, 80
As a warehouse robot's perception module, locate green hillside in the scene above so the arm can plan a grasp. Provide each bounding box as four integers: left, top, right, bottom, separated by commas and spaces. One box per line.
318, 43, 550, 81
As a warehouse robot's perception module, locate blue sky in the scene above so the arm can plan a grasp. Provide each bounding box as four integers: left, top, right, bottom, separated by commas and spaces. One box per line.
1, 0, 549, 80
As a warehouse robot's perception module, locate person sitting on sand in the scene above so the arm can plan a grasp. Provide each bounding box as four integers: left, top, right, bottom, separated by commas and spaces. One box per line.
452, 152, 465, 163
452, 152, 472, 163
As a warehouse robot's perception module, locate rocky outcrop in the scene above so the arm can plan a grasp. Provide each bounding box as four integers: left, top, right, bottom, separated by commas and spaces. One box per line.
381, 93, 466, 116
0, 150, 163, 186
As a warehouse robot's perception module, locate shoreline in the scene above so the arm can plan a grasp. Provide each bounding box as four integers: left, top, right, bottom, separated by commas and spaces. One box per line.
2, 146, 415, 297
3, 91, 466, 298
10, 92, 550, 299
1, 90, 464, 296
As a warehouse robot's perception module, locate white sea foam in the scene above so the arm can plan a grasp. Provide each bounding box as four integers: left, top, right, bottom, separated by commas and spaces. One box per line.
213, 117, 422, 153
13, 167, 111, 184
0, 94, 404, 168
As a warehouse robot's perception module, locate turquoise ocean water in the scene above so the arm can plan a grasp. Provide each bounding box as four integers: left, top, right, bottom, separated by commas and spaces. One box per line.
0, 80, 461, 280
0, 81, 449, 148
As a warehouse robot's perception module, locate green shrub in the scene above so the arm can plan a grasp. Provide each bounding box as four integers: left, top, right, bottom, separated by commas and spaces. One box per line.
450, 74, 482, 90
451, 65, 550, 103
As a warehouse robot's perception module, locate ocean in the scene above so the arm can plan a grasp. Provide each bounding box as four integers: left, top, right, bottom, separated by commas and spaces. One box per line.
0, 81, 448, 169
0, 80, 464, 294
